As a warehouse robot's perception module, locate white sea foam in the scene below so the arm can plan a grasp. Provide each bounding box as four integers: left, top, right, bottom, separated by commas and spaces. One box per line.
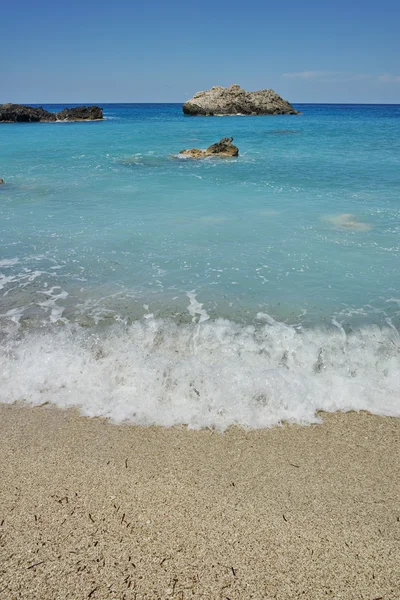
0, 308, 25, 324
0, 269, 46, 293
187, 291, 210, 323
37, 286, 68, 323
0, 317, 399, 430
0, 273, 16, 291
0, 258, 20, 267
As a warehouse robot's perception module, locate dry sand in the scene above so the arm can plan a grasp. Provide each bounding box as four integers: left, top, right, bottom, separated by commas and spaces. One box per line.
0, 405, 399, 599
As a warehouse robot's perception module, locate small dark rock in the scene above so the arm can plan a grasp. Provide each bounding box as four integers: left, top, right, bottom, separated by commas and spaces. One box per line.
0, 103, 103, 123
206, 137, 238, 156
0, 103, 56, 122
179, 137, 239, 158
56, 106, 103, 121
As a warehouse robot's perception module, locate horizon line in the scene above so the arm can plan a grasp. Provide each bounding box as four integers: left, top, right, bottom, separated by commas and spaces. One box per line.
3, 101, 400, 106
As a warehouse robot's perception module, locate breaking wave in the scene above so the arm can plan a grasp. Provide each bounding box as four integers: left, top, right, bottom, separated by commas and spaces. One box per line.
1, 315, 399, 429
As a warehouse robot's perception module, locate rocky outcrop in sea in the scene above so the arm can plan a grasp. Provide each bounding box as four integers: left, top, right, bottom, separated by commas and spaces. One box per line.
0, 104, 56, 122
183, 85, 299, 116
179, 137, 239, 158
57, 106, 103, 121
0, 104, 103, 123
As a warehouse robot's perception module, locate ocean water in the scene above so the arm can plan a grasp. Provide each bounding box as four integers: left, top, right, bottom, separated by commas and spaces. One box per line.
1, 103, 400, 428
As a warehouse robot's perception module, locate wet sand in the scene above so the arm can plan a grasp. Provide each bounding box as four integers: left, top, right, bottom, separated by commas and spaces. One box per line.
0, 405, 399, 599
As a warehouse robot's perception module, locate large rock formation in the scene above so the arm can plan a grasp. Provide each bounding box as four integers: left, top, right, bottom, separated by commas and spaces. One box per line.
0, 104, 103, 122
183, 85, 299, 116
57, 106, 103, 121
179, 137, 239, 158
0, 104, 56, 122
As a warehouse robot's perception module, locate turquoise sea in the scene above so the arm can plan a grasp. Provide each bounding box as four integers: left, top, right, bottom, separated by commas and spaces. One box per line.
1, 103, 400, 427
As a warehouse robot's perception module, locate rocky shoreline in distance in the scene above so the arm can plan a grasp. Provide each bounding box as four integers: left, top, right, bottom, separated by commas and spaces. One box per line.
183, 84, 299, 116
0, 104, 103, 123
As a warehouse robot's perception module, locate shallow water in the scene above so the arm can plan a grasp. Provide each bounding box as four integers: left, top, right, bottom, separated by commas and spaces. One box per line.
1, 103, 400, 428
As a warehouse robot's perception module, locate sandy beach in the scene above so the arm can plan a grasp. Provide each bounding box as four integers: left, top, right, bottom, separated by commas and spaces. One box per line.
0, 406, 398, 599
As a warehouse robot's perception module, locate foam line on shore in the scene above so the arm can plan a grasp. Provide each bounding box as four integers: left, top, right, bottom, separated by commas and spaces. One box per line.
1, 316, 399, 429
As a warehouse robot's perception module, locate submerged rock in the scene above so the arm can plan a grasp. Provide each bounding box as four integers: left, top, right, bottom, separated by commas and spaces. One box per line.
0, 103, 103, 123
183, 84, 299, 116
56, 106, 103, 121
179, 137, 239, 158
0, 104, 56, 122
324, 213, 372, 232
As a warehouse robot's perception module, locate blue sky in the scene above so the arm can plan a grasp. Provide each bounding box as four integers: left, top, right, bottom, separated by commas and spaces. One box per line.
2, 0, 399, 103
